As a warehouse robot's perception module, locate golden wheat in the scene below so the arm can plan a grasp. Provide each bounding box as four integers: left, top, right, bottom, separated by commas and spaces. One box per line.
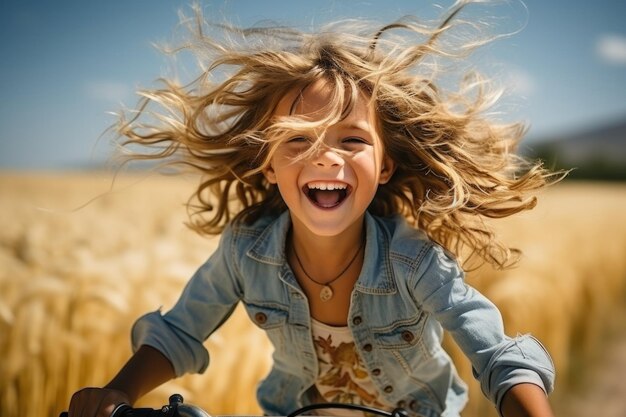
1, 173, 625, 417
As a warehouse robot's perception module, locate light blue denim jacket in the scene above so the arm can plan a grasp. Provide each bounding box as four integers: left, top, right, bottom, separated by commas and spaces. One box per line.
132, 211, 555, 417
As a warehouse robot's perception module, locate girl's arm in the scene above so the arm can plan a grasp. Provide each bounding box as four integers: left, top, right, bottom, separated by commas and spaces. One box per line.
68, 345, 175, 417
105, 344, 176, 404
410, 245, 555, 413
500, 383, 555, 417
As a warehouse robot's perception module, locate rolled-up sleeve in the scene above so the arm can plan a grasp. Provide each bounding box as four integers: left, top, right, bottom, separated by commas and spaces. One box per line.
131, 225, 242, 377
411, 244, 555, 411
477, 334, 555, 411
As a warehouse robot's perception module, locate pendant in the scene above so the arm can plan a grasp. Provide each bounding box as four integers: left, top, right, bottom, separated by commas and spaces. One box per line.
319, 285, 333, 302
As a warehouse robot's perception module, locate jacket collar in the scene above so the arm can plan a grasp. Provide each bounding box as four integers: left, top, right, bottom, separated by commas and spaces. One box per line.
247, 211, 397, 295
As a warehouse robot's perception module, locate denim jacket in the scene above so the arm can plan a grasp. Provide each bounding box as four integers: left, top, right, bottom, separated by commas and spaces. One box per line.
132, 211, 555, 417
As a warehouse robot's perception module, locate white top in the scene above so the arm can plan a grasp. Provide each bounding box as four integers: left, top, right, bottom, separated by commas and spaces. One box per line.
310, 318, 393, 416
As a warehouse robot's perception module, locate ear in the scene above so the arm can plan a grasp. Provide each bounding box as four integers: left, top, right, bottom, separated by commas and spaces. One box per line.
263, 163, 278, 184
378, 155, 396, 184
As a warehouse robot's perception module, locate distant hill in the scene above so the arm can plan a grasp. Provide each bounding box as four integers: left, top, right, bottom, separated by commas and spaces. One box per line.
521, 118, 626, 181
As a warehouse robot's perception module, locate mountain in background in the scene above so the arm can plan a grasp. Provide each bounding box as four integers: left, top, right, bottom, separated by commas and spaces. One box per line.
521, 117, 626, 181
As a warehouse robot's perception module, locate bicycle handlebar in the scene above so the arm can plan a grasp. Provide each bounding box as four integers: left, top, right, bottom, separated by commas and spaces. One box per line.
59, 394, 210, 417
60, 393, 409, 417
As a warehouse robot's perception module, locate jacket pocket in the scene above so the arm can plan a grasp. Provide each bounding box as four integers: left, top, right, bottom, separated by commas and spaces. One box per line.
243, 301, 289, 330
372, 312, 446, 411
373, 311, 428, 350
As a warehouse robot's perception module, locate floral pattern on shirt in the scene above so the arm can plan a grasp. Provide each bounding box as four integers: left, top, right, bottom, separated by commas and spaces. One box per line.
314, 334, 386, 408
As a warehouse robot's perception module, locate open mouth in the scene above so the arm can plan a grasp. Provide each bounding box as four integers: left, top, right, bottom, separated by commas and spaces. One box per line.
303, 181, 351, 209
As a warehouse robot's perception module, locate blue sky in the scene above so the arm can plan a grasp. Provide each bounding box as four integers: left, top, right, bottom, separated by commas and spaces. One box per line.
1, 0, 625, 170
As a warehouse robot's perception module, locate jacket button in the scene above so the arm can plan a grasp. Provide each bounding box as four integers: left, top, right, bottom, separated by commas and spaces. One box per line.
409, 400, 418, 411
254, 312, 267, 324
401, 330, 414, 342
371, 368, 381, 376
363, 343, 373, 352
352, 316, 363, 325
384, 385, 393, 393
397, 400, 406, 408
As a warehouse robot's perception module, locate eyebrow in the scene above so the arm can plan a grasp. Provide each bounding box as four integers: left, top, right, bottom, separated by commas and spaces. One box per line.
341, 121, 373, 132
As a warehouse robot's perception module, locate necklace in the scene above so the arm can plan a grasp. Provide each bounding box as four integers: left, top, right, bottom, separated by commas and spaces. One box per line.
292, 236, 365, 302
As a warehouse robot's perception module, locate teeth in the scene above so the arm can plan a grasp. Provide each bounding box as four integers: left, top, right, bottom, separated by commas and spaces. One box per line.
307, 181, 348, 191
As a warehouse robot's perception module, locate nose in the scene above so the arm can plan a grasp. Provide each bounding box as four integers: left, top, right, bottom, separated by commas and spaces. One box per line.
312, 145, 344, 168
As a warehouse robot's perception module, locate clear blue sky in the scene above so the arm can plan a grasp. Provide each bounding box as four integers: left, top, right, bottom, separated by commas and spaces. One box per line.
1, 0, 625, 170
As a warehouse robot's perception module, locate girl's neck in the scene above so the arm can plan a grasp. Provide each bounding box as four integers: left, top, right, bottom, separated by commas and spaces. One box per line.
288, 216, 366, 279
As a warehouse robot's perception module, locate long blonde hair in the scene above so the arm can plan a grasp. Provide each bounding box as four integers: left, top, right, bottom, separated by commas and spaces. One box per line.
115, 1, 560, 269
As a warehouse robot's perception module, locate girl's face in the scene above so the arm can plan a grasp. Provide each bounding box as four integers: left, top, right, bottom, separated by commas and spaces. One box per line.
263, 80, 395, 238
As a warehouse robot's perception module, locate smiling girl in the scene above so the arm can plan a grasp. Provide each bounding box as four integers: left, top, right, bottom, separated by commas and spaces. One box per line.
67, 2, 558, 416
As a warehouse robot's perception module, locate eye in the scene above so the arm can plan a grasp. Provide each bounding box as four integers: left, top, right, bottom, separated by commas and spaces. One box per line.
342, 136, 369, 145
286, 136, 311, 144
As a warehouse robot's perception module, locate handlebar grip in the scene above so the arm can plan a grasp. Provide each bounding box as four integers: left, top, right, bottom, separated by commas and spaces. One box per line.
58, 394, 196, 417
58, 404, 133, 417
111, 404, 134, 416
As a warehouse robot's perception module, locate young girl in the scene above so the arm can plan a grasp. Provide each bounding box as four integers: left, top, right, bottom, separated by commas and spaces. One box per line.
68, 2, 557, 416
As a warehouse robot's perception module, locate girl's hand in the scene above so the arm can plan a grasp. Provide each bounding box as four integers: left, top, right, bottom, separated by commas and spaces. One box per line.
66, 345, 176, 417
68, 387, 131, 417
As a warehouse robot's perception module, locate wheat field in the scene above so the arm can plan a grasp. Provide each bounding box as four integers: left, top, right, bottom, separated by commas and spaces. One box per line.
1, 172, 625, 417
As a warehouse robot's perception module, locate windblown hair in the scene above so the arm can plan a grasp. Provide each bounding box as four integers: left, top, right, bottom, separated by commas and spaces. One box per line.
115, 1, 560, 269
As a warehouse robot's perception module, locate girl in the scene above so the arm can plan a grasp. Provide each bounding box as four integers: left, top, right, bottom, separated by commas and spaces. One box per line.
68, 2, 558, 416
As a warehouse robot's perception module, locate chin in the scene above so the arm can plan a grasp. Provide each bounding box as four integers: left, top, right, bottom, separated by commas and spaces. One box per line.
300, 215, 364, 238
304, 223, 348, 237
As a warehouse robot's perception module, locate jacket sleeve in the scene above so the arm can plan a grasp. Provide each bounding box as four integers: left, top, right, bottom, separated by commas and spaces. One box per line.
410, 244, 555, 412
131, 223, 243, 377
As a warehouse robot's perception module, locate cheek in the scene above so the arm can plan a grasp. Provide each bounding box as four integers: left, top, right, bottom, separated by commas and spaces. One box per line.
272, 159, 304, 189
271, 151, 296, 172
351, 151, 381, 181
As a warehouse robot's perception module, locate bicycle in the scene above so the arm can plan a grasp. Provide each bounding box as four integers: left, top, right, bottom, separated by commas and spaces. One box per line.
60, 393, 411, 417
